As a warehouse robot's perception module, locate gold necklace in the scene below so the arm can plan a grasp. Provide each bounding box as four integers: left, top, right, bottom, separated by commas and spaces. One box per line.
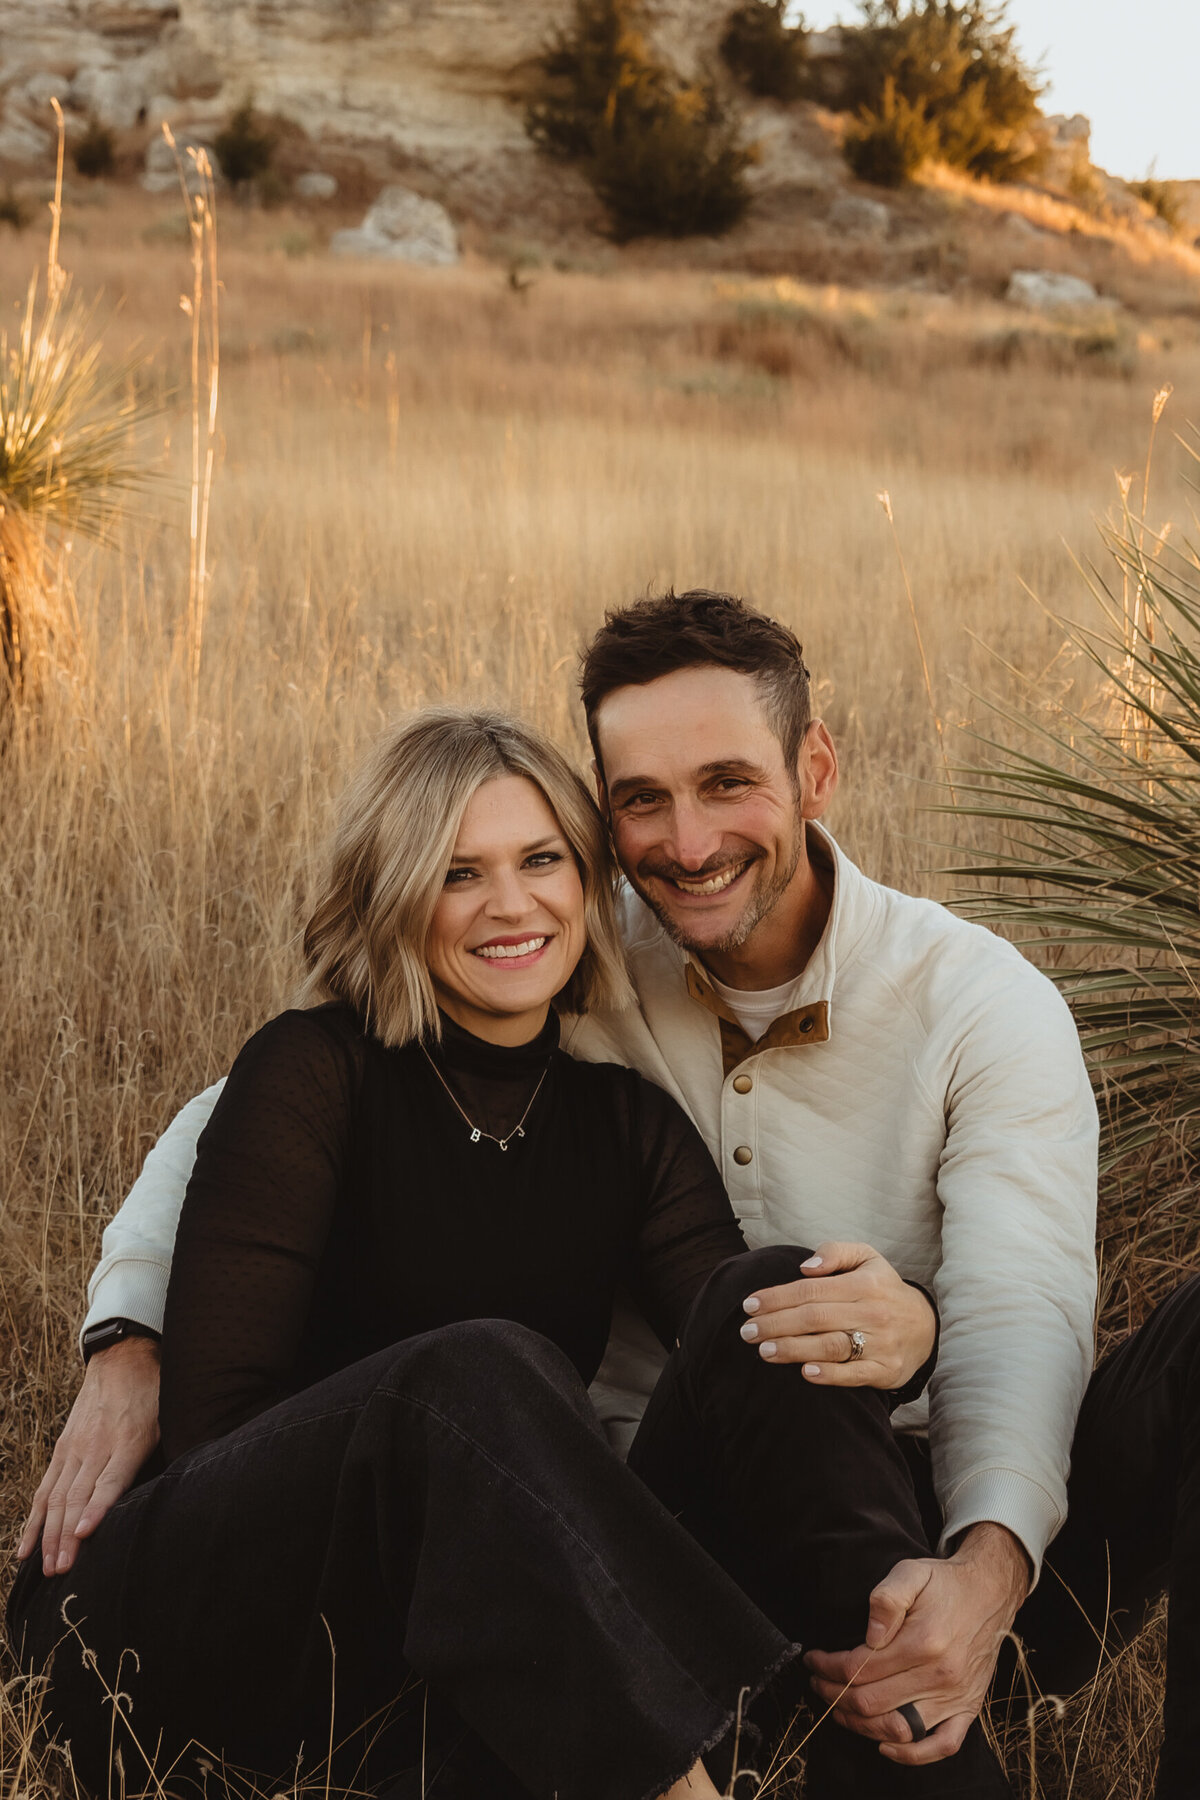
420, 1044, 549, 1152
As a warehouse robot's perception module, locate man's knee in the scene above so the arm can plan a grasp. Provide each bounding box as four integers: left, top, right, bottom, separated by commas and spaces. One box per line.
682, 1244, 815, 1347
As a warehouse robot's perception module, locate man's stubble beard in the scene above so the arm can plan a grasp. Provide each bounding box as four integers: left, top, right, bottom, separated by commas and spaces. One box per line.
629, 817, 805, 959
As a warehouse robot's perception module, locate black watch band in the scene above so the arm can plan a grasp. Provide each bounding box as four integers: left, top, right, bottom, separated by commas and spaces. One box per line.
81, 1317, 161, 1364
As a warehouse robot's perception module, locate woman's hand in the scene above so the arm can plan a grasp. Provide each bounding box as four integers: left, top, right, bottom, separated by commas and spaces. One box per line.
18, 1335, 161, 1575
739, 1241, 936, 1390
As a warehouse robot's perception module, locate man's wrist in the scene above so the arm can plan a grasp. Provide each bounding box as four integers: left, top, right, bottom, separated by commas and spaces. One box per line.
952, 1521, 1032, 1610
82, 1320, 162, 1366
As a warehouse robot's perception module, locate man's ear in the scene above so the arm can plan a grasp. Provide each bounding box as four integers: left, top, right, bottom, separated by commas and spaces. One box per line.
798, 720, 838, 820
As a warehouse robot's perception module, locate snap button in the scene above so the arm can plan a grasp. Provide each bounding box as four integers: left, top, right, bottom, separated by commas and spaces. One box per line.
799, 1016, 815, 1034
733, 1145, 753, 1166
732, 1074, 753, 1094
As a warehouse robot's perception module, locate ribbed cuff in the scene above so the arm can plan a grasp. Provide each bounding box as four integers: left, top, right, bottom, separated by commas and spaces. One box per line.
80, 1257, 171, 1355
890, 1280, 940, 1408
938, 1466, 1063, 1587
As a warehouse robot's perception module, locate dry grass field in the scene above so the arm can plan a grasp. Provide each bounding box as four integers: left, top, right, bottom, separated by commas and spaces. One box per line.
3, 180, 1200, 1798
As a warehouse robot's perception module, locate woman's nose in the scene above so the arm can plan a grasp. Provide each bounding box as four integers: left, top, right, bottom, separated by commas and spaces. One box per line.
486, 868, 538, 919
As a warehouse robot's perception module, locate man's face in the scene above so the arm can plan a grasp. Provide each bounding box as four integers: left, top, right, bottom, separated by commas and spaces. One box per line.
595, 665, 833, 957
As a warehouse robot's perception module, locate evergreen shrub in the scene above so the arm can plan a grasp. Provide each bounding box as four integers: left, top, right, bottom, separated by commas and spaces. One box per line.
72, 118, 116, 179
837, 0, 1041, 185
719, 1, 809, 103
214, 101, 275, 189
526, 0, 755, 239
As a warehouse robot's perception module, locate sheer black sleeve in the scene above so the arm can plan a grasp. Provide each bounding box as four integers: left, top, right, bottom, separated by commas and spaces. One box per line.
624, 1076, 746, 1349
159, 1009, 360, 1464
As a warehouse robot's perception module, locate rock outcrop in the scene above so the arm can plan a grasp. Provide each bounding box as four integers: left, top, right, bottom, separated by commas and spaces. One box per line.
331, 185, 459, 265
1006, 269, 1105, 310
0, 1, 729, 172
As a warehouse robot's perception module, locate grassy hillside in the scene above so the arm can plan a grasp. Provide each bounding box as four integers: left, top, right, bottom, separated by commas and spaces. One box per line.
2, 183, 1199, 1798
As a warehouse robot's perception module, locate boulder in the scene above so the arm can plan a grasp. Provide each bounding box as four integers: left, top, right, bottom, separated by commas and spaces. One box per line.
14, 72, 68, 111
161, 29, 223, 100
70, 57, 161, 129
0, 113, 54, 162
1006, 269, 1103, 310
331, 186, 459, 265
296, 170, 338, 200
828, 193, 890, 240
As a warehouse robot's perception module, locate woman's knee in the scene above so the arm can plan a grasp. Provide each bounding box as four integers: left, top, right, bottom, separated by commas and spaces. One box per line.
380, 1317, 584, 1409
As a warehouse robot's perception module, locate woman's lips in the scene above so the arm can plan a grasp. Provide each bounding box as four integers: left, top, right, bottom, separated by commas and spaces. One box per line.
470, 935, 551, 965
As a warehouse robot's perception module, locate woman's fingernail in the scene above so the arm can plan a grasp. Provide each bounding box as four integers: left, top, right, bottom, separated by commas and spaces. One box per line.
803, 1363, 821, 1377
759, 1341, 778, 1358
740, 1320, 759, 1341
801, 1255, 823, 1269
743, 1296, 760, 1314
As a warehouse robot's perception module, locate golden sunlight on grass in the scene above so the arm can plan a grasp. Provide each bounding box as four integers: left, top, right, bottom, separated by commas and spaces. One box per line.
3, 179, 1200, 1798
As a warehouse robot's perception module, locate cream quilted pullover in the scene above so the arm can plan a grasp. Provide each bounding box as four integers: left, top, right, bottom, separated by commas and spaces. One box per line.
565, 825, 1099, 1576
86, 827, 1098, 1576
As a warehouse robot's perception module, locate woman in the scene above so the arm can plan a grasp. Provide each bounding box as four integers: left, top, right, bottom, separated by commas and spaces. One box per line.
9, 710, 932, 1800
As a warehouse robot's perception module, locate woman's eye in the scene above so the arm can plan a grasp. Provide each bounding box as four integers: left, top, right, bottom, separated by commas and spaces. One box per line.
444, 867, 476, 885
526, 851, 563, 869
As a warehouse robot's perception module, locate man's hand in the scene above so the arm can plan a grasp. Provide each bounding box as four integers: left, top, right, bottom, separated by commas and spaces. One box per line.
739, 1241, 936, 1391
804, 1523, 1031, 1764
18, 1334, 162, 1576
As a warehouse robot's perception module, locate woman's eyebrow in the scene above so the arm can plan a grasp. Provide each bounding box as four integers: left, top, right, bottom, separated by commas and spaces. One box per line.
447, 834, 565, 864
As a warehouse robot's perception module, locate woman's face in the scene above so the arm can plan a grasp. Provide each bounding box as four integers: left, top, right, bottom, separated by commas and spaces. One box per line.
427, 774, 587, 1045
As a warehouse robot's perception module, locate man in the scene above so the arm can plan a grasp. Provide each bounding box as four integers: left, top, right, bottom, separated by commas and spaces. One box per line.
19, 592, 1199, 1798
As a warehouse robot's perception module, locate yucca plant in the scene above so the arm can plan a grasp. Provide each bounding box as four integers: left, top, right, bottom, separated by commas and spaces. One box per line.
948, 432, 1200, 1193
0, 139, 154, 702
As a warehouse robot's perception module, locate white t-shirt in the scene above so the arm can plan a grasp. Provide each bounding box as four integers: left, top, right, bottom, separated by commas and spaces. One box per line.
705, 971, 802, 1042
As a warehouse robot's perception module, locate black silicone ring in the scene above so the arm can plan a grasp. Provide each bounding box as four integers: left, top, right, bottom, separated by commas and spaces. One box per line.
898, 1702, 928, 1742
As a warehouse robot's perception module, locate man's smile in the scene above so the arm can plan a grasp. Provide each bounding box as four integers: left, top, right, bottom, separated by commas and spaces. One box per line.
656, 860, 753, 899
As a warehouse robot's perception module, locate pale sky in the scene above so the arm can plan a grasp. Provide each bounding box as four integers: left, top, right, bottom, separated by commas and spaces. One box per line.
804, 1, 1200, 181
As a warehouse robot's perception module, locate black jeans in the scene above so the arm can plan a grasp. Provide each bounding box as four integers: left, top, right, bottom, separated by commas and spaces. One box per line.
630, 1246, 1011, 1800
7, 1311, 796, 1800
636, 1249, 1200, 1800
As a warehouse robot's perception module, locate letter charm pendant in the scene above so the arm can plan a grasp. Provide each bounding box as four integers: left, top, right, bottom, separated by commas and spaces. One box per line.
470, 1128, 482, 1143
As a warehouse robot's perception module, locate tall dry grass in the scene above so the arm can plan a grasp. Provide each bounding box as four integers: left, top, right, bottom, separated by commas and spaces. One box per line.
3, 182, 1200, 1797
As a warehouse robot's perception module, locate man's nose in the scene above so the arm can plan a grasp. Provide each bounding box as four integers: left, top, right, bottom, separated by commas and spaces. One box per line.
664, 799, 723, 870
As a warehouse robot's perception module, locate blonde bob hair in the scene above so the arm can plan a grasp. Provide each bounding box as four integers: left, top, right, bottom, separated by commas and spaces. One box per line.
298, 708, 634, 1046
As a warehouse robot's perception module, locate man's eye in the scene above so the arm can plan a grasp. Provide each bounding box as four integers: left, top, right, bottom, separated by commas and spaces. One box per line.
621, 792, 661, 810
715, 778, 749, 794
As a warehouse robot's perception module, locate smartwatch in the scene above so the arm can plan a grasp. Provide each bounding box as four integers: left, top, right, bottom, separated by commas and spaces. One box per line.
81, 1318, 161, 1364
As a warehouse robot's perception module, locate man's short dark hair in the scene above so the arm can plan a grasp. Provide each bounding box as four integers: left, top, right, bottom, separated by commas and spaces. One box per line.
580, 589, 812, 777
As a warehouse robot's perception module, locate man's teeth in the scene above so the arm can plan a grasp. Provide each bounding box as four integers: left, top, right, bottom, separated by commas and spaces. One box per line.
671, 866, 744, 897
474, 937, 547, 959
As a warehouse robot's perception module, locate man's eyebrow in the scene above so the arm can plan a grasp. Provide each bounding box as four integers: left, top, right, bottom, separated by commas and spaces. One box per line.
447, 834, 565, 863
697, 758, 767, 779
606, 775, 662, 804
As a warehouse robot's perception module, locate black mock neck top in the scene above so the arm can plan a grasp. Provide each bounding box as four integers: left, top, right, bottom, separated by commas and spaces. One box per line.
159, 1003, 747, 1464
